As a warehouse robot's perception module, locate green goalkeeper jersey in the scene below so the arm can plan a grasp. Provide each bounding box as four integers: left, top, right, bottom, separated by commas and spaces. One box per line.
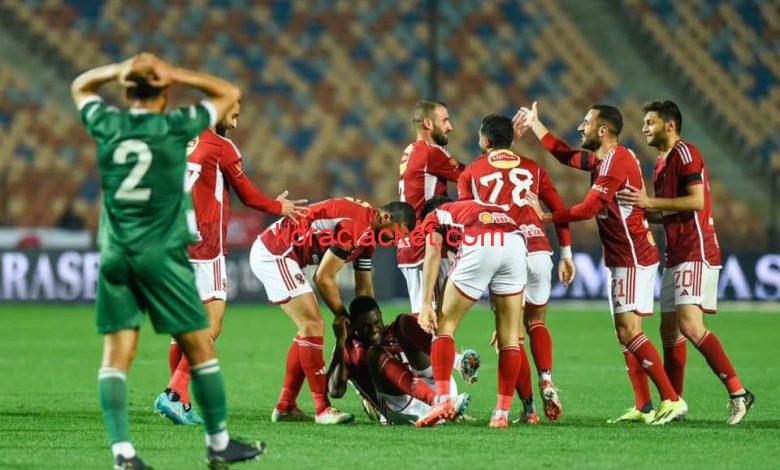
79, 96, 217, 252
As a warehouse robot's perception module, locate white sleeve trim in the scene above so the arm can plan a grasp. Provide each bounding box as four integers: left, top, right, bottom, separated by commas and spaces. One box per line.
200, 99, 218, 128
77, 95, 103, 111
560, 246, 572, 259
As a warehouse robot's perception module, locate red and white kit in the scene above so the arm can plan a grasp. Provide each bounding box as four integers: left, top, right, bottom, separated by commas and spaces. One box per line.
250, 198, 375, 304
186, 129, 282, 301
541, 133, 660, 315
397, 140, 464, 312
420, 200, 528, 301
654, 140, 722, 313
343, 315, 457, 424
458, 149, 572, 307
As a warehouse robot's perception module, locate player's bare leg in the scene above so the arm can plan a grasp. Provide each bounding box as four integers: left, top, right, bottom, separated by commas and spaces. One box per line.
524, 304, 561, 420
614, 313, 686, 425
490, 293, 524, 428
416, 280, 473, 427
160, 300, 226, 425
675, 304, 753, 424
175, 329, 265, 463
279, 293, 352, 424
99, 329, 146, 467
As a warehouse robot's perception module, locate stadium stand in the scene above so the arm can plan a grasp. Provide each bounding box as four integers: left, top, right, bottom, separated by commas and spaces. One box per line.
623, 0, 780, 172
0, 0, 771, 248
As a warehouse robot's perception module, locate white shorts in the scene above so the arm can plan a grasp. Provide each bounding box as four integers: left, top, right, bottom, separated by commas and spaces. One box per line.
190, 256, 227, 302
525, 252, 553, 307
400, 258, 452, 314
608, 264, 658, 316
449, 232, 527, 301
660, 261, 720, 314
249, 240, 313, 304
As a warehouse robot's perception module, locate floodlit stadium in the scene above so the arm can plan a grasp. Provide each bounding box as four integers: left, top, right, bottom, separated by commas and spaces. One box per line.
0, 0, 778, 468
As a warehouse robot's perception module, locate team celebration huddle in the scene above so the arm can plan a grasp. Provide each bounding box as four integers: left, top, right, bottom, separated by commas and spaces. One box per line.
73, 52, 753, 469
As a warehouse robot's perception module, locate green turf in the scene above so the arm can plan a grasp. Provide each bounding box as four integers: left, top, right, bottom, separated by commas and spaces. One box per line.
0, 304, 778, 469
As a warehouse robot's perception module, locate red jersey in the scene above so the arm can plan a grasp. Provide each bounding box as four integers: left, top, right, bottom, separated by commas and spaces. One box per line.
541, 133, 659, 268
457, 149, 572, 254
259, 198, 375, 268
653, 140, 721, 267
397, 140, 464, 267
419, 200, 521, 253
186, 130, 282, 260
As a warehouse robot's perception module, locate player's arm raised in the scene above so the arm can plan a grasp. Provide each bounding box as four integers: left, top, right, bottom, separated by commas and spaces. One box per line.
71, 62, 121, 107
169, 66, 241, 123
515, 101, 594, 171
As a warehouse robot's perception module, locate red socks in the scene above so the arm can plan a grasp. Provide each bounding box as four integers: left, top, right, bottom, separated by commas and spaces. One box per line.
297, 336, 330, 414
497, 346, 522, 411
694, 331, 743, 394
379, 354, 436, 405
621, 345, 652, 410
527, 321, 553, 374
168, 341, 182, 375
663, 337, 687, 396
168, 349, 191, 404
515, 341, 533, 400
431, 335, 455, 399
276, 335, 306, 411
626, 334, 678, 402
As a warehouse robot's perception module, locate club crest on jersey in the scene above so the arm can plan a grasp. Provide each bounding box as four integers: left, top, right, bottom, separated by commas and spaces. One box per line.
186, 136, 199, 157
488, 151, 520, 169
295, 274, 305, 285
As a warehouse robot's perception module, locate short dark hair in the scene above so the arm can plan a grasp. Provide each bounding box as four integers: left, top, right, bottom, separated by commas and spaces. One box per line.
125, 77, 165, 100
591, 104, 623, 136
349, 296, 380, 322
642, 100, 682, 134
411, 99, 447, 127
381, 201, 416, 231
420, 195, 451, 220
480, 114, 514, 149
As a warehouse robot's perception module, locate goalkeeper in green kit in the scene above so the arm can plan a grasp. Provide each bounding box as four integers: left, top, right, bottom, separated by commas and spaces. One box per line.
71, 53, 264, 469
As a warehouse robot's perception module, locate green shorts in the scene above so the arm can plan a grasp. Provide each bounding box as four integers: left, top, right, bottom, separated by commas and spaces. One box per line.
95, 244, 208, 335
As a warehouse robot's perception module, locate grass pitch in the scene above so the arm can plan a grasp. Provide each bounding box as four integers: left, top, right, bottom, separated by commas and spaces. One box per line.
0, 303, 778, 469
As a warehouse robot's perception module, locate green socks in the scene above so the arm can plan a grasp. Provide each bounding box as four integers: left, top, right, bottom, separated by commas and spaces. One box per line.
190, 359, 228, 435
98, 368, 130, 445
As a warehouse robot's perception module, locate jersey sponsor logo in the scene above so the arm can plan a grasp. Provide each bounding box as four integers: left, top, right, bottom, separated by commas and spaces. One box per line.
517, 224, 546, 239
478, 211, 514, 225
186, 136, 199, 157
646, 231, 656, 246
487, 151, 521, 169
479, 212, 495, 224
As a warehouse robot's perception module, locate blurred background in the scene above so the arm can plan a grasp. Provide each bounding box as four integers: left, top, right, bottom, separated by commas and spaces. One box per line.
0, 0, 778, 303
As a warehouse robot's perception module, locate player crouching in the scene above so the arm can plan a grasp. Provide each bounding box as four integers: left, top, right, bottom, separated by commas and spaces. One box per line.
250, 197, 415, 425
415, 197, 530, 428
327, 296, 478, 424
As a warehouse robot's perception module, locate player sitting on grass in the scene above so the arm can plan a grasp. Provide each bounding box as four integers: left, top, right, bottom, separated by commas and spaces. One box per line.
72, 52, 264, 469
327, 296, 478, 424
250, 197, 415, 425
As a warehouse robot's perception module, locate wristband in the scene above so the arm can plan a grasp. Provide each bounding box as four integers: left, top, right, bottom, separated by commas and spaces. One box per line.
560, 246, 572, 259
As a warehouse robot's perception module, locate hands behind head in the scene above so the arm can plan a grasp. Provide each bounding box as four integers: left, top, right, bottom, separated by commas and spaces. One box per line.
118, 53, 173, 89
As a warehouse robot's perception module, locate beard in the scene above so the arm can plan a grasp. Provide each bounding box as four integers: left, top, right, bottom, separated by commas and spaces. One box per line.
431, 125, 448, 146
647, 131, 667, 149
581, 131, 601, 151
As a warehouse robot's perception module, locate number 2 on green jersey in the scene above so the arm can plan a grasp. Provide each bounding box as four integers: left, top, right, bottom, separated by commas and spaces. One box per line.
113, 139, 152, 201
